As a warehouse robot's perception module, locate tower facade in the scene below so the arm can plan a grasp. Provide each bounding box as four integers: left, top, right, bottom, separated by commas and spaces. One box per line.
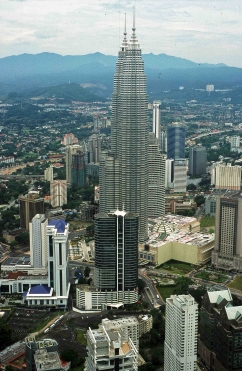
65, 144, 82, 183
29, 214, 48, 270
99, 18, 149, 243
71, 151, 86, 188
189, 146, 207, 176
94, 210, 138, 303
211, 163, 241, 190
164, 294, 198, 371
47, 219, 69, 301
152, 100, 161, 146
50, 180, 67, 207
212, 192, 242, 271
167, 123, 185, 160
148, 132, 165, 217
19, 192, 44, 231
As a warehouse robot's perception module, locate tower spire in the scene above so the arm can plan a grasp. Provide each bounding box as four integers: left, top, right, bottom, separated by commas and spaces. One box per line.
130, 6, 138, 47
121, 13, 128, 49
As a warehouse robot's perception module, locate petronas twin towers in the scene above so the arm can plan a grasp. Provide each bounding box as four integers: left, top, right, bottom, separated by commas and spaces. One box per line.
100, 14, 164, 243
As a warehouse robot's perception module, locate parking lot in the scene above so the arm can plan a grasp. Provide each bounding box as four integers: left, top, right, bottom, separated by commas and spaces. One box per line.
8, 308, 52, 342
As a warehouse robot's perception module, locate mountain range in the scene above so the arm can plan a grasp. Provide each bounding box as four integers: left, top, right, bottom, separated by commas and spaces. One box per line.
1, 52, 242, 99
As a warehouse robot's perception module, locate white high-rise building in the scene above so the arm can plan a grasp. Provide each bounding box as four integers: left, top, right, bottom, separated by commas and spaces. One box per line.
47, 219, 70, 304
211, 163, 241, 190
86, 317, 138, 371
29, 214, 48, 270
165, 158, 174, 188
164, 294, 198, 371
153, 100, 161, 146
44, 166, 53, 182
230, 135, 241, 153
50, 180, 67, 207
174, 159, 187, 193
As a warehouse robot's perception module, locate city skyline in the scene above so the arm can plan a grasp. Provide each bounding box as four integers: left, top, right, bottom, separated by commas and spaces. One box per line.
1, 0, 242, 67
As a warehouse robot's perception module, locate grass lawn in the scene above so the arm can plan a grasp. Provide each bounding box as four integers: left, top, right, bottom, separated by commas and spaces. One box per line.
157, 285, 176, 301
200, 215, 215, 228
157, 260, 193, 275
196, 271, 227, 283
228, 276, 242, 291
76, 329, 87, 346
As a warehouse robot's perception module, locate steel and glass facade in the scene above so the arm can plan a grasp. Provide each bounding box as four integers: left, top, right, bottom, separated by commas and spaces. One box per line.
167, 123, 185, 160
99, 22, 149, 243
94, 210, 138, 294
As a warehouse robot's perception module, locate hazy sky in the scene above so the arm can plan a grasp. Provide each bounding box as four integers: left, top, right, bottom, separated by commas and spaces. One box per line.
1, 0, 242, 67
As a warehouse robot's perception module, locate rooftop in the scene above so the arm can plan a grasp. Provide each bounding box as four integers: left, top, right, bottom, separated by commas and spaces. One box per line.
48, 219, 67, 233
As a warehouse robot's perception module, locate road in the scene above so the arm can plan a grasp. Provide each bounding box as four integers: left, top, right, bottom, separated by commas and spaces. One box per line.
139, 269, 165, 307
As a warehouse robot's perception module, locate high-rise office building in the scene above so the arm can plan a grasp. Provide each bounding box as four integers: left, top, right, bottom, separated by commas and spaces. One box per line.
212, 191, 242, 271
47, 219, 69, 303
152, 100, 161, 146
164, 294, 198, 371
198, 288, 233, 370
94, 210, 138, 304
189, 145, 207, 176
211, 163, 241, 190
65, 144, 82, 183
50, 180, 67, 207
71, 151, 86, 188
29, 214, 48, 270
148, 133, 165, 217
167, 122, 185, 160
99, 16, 149, 243
19, 192, 44, 231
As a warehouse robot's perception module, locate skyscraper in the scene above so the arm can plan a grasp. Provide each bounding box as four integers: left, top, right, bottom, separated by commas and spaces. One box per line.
99, 14, 149, 242
65, 144, 82, 183
167, 122, 185, 160
153, 100, 161, 146
148, 132, 165, 217
71, 151, 86, 187
94, 210, 138, 304
19, 192, 44, 231
164, 294, 198, 371
47, 219, 69, 304
189, 145, 207, 176
212, 191, 242, 271
29, 214, 48, 270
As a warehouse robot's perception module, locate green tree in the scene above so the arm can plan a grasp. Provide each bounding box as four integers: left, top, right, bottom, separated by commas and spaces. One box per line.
194, 195, 205, 207
174, 276, 193, 295
16, 232, 29, 245
60, 349, 78, 362
137, 278, 146, 290
151, 347, 164, 365
0, 319, 12, 350
84, 266, 91, 278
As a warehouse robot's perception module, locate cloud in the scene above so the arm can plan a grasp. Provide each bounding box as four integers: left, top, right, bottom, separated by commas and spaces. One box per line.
0, 0, 242, 67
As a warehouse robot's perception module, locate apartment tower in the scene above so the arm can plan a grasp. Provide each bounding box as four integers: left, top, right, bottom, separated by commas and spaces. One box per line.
99, 14, 149, 242
164, 294, 198, 371
50, 180, 67, 207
